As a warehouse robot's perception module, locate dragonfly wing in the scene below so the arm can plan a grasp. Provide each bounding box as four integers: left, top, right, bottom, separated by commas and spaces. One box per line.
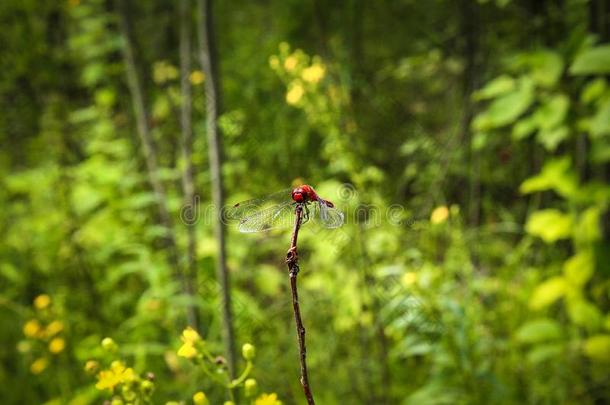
226, 188, 293, 220
238, 201, 296, 233
315, 201, 345, 229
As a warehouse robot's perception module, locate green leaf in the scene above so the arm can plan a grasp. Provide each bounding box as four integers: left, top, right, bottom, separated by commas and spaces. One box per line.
574, 207, 602, 245
591, 138, 610, 163
537, 126, 569, 151
472, 132, 488, 150
570, 45, 610, 75
581, 78, 607, 104
516, 318, 562, 344
567, 299, 602, 331
583, 334, 610, 362
528, 51, 564, 88
527, 343, 563, 364
512, 116, 538, 140
529, 276, 566, 310
525, 209, 573, 243
534, 94, 570, 130
472, 77, 535, 131
510, 51, 564, 87
520, 158, 577, 200
563, 250, 595, 287
473, 75, 516, 100
590, 97, 610, 138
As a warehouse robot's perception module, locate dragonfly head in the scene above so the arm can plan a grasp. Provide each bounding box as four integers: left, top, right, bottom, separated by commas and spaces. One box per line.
292, 184, 318, 203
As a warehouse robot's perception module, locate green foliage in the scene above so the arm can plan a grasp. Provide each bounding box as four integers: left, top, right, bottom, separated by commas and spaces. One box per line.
1, 0, 609, 404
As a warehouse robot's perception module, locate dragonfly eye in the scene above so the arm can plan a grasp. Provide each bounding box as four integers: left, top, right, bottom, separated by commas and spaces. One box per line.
292, 189, 305, 203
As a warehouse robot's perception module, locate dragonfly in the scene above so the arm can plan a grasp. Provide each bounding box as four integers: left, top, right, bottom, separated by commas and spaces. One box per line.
226, 184, 345, 233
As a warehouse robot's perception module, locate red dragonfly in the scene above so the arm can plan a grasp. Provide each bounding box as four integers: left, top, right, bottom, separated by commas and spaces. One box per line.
226, 184, 345, 233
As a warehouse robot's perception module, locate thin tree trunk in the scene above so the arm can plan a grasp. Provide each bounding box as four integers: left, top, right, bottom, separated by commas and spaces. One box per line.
460, 0, 480, 231
116, 0, 198, 326
196, 0, 236, 378
180, 0, 200, 330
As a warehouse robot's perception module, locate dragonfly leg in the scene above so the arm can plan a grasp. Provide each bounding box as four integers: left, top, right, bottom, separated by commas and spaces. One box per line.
302, 203, 310, 224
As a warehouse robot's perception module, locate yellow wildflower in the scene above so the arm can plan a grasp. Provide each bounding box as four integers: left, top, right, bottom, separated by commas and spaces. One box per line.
430, 205, 449, 224
30, 357, 48, 374
402, 272, 418, 286
255, 393, 282, 405
34, 294, 51, 310
193, 391, 209, 405
178, 327, 201, 358
95, 361, 135, 391
46, 320, 64, 336
49, 337, 66, 354
190, 70, 205, 85
284, 56, 298, 71
177, 341, 197, 358
302, 64, 325, 83
23, 319, 41, 338
182, 326, 201, 343
286, 83, 304, 105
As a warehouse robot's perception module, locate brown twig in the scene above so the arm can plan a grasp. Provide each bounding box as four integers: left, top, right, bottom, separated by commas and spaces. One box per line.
286, 205, 315, 405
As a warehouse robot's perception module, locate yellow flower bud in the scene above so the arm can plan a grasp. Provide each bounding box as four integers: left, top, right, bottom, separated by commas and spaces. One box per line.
284, 56, 298, 71
46, 320, 64, 336
193, 391, 209, 405
17, 340, 31, 353
430, 205, 449, 224
30, 357, 48, 374
23, 319, 41, 338
190, 71, 205, 85
141, 380, 155, 396
34, 294, 51, 310
245, 378, 258, 397
302, 64, 325, 83
286, 83, 304, 105
401, 272, 417, 287
101, 337, 118, 352
84, 360, 99, 375
269, 56, 280, 70
242, 343, 255, 360
122, 384, 137, 401
49, 337, 66, 354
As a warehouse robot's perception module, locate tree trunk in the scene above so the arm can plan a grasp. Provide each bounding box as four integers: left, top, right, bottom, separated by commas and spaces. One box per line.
116, 0, 198, 327
179, 0, 200, 330
196, 0, 236, 378
460, 0, 481, 231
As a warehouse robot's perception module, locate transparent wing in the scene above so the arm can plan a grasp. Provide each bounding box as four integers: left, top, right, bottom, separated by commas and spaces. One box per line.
314, 201, 345, 229
225, 188, 293, 220
238, 201, 296, 233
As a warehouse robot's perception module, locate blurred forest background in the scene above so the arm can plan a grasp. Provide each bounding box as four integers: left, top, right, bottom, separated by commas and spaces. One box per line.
1, 0, 610, 404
